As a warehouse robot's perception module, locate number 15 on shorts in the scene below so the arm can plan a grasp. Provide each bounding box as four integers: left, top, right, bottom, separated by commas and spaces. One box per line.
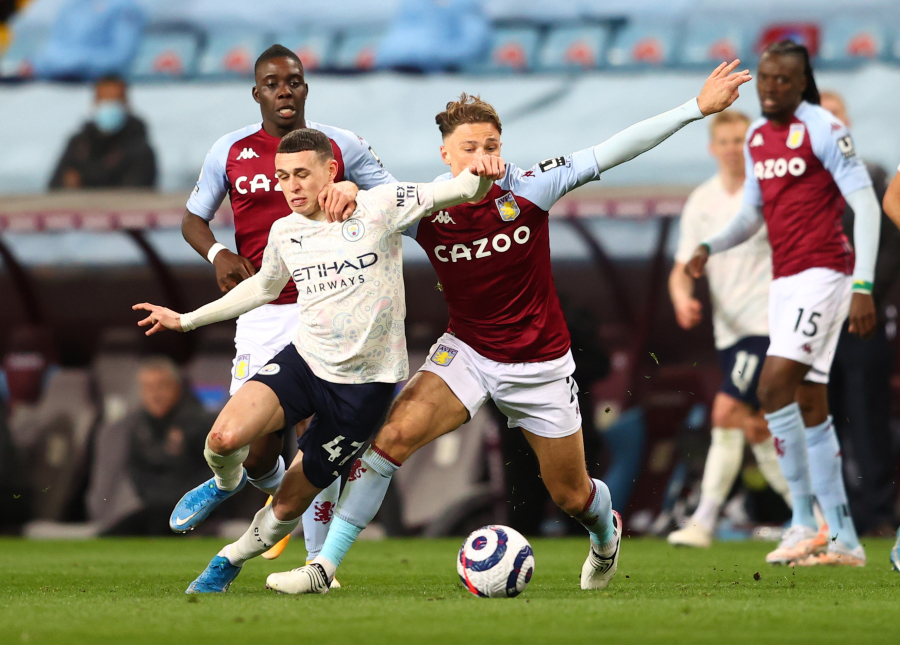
322, 435, 365, 467
794, 308, 821, 337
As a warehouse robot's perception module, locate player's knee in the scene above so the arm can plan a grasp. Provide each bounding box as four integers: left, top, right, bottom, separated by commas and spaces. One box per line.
711, 398, 740, 428
207, 421, 245, 455
756, 378, 786, 412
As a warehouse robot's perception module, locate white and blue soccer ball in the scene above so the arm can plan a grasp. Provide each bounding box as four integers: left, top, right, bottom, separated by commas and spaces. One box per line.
457, 525, 534, 598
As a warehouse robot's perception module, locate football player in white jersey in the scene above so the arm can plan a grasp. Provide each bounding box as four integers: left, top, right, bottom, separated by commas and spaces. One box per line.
668, 110, 790, 548
133, 128, 503, 593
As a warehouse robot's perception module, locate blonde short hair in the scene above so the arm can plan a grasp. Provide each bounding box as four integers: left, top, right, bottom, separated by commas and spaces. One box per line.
709, 109, 750, 135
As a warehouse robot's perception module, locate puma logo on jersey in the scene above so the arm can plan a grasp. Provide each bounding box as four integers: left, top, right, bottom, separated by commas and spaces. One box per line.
753, 157, 807, 180
749, 132, 764, 147
236, 148, 259, 160
431, 211, 456, 224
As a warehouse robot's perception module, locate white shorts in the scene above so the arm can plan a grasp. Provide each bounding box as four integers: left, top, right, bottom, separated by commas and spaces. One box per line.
767, 267, 851, 384
230, 303, 300, 395
418, 333, 582, 439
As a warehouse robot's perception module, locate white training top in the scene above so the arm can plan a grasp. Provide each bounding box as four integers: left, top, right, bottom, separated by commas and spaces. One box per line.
675, 174, 771, 349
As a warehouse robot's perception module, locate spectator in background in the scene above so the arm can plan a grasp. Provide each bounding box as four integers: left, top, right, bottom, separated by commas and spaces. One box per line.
104, 357, 212, 535
376, 0, 489, 73
0, 1, 30, 55
32, 0, 144, 80
821, 90, 899, 537
49, 74, 156, 190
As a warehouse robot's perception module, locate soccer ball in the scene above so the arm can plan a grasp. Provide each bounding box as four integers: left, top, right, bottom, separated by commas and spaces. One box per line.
457, 525, 534, 598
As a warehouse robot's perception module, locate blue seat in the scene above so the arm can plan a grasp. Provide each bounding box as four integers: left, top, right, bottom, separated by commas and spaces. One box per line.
680, 19, 746, 66
271, 30, 336, 73
198, 30, 267, 78
130, 28, 201, 79
331, 28, 386, 71
819, 17, 885, 64
466, 26, 540, 73
536, 25, 610, 72
606, 20, 678, 68
0, 26, 47, 78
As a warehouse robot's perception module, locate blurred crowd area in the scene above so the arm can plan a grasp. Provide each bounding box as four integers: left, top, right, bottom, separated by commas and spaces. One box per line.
1, 0, 900, 80
1, 0, 900, 543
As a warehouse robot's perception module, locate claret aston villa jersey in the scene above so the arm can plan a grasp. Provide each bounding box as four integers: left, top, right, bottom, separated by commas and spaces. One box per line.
408, 150, 601, 363
187, 120, 395, 304
742, 101, 871, 279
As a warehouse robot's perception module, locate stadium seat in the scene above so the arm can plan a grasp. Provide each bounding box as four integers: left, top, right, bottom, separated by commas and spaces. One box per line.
331, 28, 386, 72
9, 369, 98, 521
271, 30, 336, 72
185, 354, 233, 412
755, 23, 820, 59
197, 29, 267, 78
819, 17, 886, 64
680, 19, 747, 66
130, 25, 202, 80
466, 25, 541, 73
536, 25, 610, 72
0, 26, 47, 78
606, 20, 679, 68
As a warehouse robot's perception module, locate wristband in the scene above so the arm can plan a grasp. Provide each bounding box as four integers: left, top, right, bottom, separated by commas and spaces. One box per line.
699, 242, 710, 254
207, 243, 227, 264
852, 280, 873, 295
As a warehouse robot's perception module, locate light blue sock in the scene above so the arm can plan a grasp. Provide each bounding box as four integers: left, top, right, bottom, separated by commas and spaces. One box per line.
302, 477, 340, 560
317, 446, 399, 568
765, 403, 817, 530
574, 479, 614, 550
806, 416, 859, 549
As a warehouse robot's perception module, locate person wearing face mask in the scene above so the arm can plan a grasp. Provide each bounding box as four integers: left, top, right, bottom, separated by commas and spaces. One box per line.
49, 74, 156, 190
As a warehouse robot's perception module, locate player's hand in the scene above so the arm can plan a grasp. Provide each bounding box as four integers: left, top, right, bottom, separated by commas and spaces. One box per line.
685, 244, 710, 278
468, 155, 506, 181
848, 292, 877, 339
320, 181, 359, 223
214, 249, 256, 293
674, 297, 703, 330
132, 303, 184, 336
697, 60, 752, 116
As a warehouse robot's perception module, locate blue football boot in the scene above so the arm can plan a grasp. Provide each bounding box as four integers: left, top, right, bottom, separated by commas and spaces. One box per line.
891, 526, 900, 572
185, 556, 242, 594
169, 471, 247, 533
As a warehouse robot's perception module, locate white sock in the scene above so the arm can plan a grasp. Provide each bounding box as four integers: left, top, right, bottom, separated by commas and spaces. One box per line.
692, 428, 744, 532
224, 505, 300, 566
750, 437, 792, 508
203, 439, 248, 491
248, 455, 285, 495
302, 477, 340, 560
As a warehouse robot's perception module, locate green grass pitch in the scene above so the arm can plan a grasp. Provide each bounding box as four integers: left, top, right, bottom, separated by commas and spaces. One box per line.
1, 537, 898, 644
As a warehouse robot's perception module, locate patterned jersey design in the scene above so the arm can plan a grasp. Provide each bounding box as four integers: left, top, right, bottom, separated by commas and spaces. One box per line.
187, 120, 395, 304
743, 101, 871, 279
260, 182, 434, 384
409, 149, 600, 363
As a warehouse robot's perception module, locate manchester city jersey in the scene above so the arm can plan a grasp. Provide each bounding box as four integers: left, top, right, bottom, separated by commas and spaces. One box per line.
258, 182, 435, 384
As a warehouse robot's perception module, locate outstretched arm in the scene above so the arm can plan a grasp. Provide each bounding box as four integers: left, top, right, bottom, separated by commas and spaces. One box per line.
133, 268, 289, 335
592, 60, 752, 174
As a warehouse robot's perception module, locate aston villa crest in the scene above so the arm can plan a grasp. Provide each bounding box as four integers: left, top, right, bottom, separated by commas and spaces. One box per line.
494, 191, 520, 222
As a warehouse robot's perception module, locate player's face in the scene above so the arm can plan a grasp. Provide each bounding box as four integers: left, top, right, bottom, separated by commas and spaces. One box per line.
709, 121, 747, 177
756, 53, 806, 121
275, 151, 338, 217
139, 368, 181, 419
253, 57, 308, 134
440, 122, 502, 177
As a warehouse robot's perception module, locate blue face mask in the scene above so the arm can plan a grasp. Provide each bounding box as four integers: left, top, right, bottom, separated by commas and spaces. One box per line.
94, 100, 128, 134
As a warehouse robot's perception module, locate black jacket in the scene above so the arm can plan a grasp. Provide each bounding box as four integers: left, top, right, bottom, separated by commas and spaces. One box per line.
49, 114, 157, 189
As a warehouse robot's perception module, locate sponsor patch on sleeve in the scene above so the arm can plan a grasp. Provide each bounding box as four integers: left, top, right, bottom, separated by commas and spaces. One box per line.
837, 135, 856, 159
538, 156, 570, 172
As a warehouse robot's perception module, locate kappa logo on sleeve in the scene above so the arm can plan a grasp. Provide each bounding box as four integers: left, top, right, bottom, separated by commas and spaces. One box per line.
538, 155, 571, 172
430, 344, 458, 366
234, 354, 251, 380
837, 135, 856, 159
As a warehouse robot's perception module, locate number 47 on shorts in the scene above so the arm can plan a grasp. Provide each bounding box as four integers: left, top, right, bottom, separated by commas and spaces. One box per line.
322, 435, 365, 466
